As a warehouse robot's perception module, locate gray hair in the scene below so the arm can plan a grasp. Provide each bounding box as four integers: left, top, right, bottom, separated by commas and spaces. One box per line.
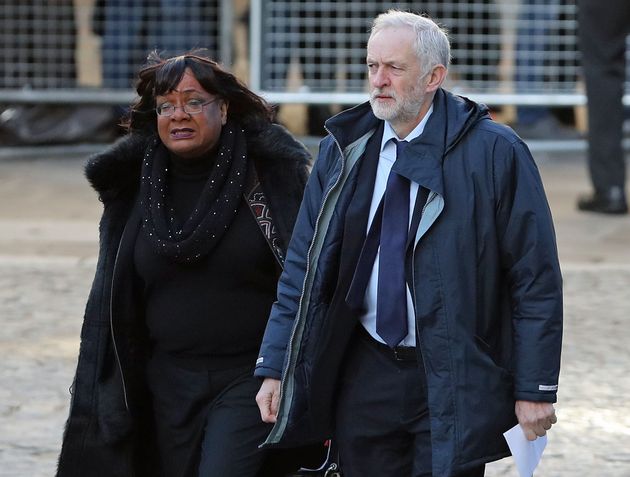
370, 10, 451, 75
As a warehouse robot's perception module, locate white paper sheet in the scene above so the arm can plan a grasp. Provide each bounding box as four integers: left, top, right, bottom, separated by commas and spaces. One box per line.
503, 424, 547, 477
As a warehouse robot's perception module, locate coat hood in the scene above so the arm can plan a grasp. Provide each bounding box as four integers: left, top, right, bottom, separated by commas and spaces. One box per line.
324, 88, 490, 197
325, 88, 490, 155
85, 123, 312, 202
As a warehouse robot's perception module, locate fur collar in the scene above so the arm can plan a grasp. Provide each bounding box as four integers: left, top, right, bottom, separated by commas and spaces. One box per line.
85, 123, 311, 202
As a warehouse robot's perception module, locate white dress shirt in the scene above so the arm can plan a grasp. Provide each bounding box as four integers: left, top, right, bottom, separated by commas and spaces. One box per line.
359, 106, 434, 347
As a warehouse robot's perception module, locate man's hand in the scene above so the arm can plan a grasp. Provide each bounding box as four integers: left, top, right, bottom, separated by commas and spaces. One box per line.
515, 400, 557, 441
256, 378, 281, 423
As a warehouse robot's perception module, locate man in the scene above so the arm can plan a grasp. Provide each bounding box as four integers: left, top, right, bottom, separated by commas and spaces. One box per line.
256, 11, 562, 477
576, 0, 629, 214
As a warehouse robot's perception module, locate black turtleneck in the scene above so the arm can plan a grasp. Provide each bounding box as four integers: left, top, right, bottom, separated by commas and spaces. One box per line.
133, 152, 280, 369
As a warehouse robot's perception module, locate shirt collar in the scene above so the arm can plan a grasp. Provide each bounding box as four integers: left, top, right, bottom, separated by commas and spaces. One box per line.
380, 104, 434, 153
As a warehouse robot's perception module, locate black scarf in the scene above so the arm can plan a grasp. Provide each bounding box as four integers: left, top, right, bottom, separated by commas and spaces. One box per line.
139, 120, 248, 263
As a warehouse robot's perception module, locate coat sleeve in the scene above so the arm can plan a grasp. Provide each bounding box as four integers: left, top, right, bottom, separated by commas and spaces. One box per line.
493, 138, 563, 403
254, 138, 334, 379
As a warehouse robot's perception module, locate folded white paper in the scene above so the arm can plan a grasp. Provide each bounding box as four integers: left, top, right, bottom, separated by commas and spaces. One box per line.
503, 424, 547, 477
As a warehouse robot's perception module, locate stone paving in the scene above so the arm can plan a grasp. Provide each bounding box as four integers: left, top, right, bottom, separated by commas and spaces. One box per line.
1, 151, 629, 476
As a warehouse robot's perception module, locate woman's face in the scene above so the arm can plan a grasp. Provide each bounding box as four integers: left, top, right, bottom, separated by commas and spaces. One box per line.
156, 69, 228, 159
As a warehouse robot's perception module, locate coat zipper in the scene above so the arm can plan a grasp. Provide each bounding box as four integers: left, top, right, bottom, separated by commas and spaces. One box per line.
411, 191, 437, 375
110, 224, 130, 411
266, 127, 347, 444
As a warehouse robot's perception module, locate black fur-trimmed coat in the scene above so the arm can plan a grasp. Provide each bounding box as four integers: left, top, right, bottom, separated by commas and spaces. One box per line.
56, 123, 311, 476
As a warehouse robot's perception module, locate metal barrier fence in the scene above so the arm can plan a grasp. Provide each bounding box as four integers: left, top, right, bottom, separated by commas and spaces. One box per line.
0, 0, 232, 103
0, 0, 628, 106
251, 0, 630, 106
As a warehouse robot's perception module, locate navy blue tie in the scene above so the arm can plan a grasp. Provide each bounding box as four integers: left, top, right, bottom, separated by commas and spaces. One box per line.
376, 139, 410, 347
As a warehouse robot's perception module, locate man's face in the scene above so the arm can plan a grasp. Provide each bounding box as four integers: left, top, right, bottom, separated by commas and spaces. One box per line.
366, 27, 429, 131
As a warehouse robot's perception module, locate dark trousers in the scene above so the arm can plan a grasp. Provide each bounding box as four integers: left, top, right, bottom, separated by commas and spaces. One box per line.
578, 0, 630, 193
146, 353, 272, 477
335, 330, 485, 477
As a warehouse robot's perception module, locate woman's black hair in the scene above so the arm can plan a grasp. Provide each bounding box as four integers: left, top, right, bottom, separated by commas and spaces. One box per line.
124, 49, 274, 133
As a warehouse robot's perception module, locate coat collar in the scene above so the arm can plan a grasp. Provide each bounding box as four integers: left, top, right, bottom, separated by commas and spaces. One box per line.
325, 88, 490, 196
85, 123, 311, 202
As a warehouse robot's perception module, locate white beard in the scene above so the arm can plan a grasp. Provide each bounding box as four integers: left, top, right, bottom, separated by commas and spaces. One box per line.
369, 80, 426, 126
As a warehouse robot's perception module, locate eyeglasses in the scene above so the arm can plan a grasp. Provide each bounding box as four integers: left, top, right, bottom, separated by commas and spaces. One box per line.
155, 98, 219, 116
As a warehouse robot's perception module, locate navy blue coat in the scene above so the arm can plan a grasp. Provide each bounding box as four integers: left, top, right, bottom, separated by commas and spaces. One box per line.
255, 89, 563, 476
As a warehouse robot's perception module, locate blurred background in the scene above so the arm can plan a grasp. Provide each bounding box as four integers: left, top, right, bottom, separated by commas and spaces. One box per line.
2, 0, 627, 147
0, 1, 629, 476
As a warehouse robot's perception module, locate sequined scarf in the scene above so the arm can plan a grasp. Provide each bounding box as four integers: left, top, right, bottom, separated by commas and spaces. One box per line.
139, 121, 248, 263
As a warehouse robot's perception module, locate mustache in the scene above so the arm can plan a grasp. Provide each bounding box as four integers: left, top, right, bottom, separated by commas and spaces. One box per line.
370, 89, 397, 101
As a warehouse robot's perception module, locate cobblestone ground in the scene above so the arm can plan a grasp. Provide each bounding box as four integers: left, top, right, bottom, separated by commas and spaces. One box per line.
1, 153, 629, 476
0, 259, 93, 477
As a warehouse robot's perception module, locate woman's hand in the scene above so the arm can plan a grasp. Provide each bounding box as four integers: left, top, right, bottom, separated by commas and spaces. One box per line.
256, 378, 281, 423
515, 400, 557, 440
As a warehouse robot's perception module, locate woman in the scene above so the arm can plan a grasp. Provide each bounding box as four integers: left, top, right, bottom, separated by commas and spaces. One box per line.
57, 51, 312, 476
